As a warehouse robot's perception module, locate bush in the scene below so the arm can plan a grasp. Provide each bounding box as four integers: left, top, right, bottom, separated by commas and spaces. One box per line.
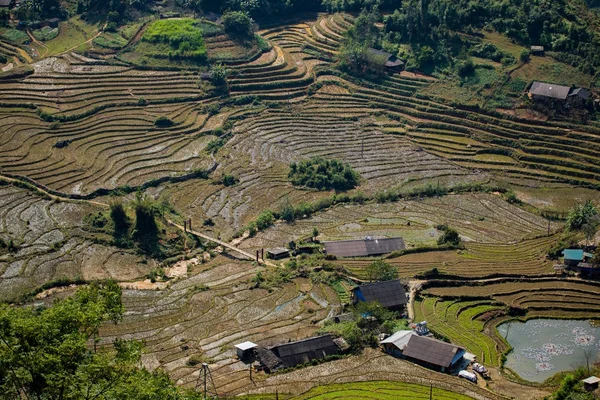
437, 225, 461, 246
154, 116, 174, 127
221, 174, 237, 186
255, 210, 274, 230
222, 11, 253, 40
288, 157, 360, 191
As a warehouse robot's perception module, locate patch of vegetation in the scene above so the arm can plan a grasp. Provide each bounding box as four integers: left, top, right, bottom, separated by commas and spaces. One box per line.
154, 116, 174, 127
365, 259, 398, 282
0, 282, 201, 399
289, 157, 360, 191
32, 26, 59, 41
142, 19, 207, 60
222, 11, 253, 41
437, 224, 462, 247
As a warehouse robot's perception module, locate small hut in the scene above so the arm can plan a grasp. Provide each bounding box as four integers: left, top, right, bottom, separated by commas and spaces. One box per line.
583, 376, 600, 391
267, 248, 289, 260
234, 341, 257, 359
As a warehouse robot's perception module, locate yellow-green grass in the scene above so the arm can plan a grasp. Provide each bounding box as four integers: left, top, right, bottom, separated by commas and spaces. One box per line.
44, 17, 98, 56
510, 54, 593, 88
293, 381, 473, 400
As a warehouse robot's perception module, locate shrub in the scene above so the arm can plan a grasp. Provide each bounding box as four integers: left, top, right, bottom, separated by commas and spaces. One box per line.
110, 200, 129, 235
365, 260, 398, 282
221, 174, 237, 187
255, 210, 274, 230
154, 116, 174, 127
288, 157, 360, 191
222, 11, 253, 40
437, 225, 461, 246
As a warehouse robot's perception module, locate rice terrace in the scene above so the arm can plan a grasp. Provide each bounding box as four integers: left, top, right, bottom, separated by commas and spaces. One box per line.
1, 0, 600, 399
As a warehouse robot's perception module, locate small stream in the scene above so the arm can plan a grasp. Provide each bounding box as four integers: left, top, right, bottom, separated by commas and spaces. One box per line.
497, 319, 600, 382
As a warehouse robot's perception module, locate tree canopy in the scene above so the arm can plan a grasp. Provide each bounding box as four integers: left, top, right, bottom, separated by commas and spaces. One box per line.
289, 157, 360, 191
366, 260, 398, 281
0, 282, 200, 400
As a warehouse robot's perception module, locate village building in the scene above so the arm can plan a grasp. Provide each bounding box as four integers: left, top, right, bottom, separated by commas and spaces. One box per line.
562, 249, 594, 267
528, 81, 593, 107
583, 376, 600, 391
256, 335, 341, 372
267, 247, 289, 260
351, 279, 408, 311
530, 45, 544, 55
324, 236, 405, 258
234, 341, 257, 359
0, 0, 15, 8
400, 335, 466, 372
367, 48, 405, 73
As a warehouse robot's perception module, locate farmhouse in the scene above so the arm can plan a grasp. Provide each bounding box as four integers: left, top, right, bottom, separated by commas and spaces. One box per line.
528, 81, 593, 106
267, 247, 289, 259
401, 335, 466, 372
562, 249, 594, 267
256, 335, 341, 372
324, 237, 405, 258
0, 0, 14, 8
367, 48, 405, 73
351, 279, 408, 311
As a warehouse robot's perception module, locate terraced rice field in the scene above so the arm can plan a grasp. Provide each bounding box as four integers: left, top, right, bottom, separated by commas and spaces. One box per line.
293, 381, 474, 399
0, 186, 156, 300
414, 279, 600, 367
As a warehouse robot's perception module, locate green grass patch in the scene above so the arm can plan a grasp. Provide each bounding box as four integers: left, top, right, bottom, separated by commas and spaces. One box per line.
1, 29, 30, 44
293, 381, 473, 399
93, 32, 128, 49
142, 18, 206, 60
44, 17, 98, 56
33, 26, 59, 42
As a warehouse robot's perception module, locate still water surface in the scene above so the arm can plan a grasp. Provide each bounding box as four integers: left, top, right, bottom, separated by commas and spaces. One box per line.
497, 319, 600, 382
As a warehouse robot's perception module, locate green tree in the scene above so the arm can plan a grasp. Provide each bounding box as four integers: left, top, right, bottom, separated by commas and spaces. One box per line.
437, 225, 461, 246
566, 201, 599, 231
209, 63, 229, 86
222, 11, 253, 40
365, 259, 398, 282
110, 199, 129, 235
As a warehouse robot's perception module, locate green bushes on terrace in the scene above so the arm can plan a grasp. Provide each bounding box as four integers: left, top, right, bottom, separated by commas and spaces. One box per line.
289, 157, 360, 191
142, 19, 207, 60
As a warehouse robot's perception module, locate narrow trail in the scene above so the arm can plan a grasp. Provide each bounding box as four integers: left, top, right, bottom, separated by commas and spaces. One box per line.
57, 23, 107, 57
167, 219, 277, 267
26, 29, 49, 58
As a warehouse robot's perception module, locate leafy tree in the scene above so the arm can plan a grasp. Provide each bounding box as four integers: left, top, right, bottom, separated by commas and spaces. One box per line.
566, 201, 599, 232
288, 157, 360, 191
109, 199, 129, 235
222, 11, 253, 40
255, 210, 274, 230
437, 225, 461, 246
132, 192, 158, 241
209, 63, 229, 86
280, 203, 295, 222
365, 259, 398, 282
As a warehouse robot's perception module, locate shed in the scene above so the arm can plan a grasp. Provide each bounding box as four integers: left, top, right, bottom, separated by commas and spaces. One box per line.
583, 376, 600, 391
402, 335, 465, 372
351, 280, 408, 311
324, 237, 405, 258
271, 334, 339, 368
267, 247, 289, 260
530, 45, 544, 55
367, 48, 405, 73
47, 17, 61, 28
255, 347, 282, 373
562, 249, 593, 267
569, 87, 591, 104
234, 341, 257, 359
528, 81, 571, 101
380, 330, 416, 358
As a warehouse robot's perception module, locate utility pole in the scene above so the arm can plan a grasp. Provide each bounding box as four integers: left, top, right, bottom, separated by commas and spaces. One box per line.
429, 383, 432, 400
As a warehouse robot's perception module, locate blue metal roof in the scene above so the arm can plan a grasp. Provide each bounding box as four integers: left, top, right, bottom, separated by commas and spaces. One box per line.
563, 249, 584, 261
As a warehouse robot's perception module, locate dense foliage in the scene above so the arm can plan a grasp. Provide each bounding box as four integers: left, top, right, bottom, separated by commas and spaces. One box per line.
437, 224, 461, 246
222, 11, 254, 40
366, 260, 398, 281
0, 282, 199, 400
142, 19, 207, 60
289, 157, 360, 191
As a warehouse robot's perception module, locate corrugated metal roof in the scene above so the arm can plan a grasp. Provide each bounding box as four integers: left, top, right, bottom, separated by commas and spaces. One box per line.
402, 335, 464, 368
272, 335, 339, 368
380, 330, 415, 351
235, 341, 257, 350
352, 280, 408, 308
267, 248, 289, 256
563, 249, 584, 261
583, 376, 600, 384
570, 87, 591, 99
529, 81, 571, 100
324, 237, 405, 257
0, 0, 11, 6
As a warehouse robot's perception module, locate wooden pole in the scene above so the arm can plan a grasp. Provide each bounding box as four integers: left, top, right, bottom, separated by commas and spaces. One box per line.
189, 218, 192, 231
184, 220, 187, 232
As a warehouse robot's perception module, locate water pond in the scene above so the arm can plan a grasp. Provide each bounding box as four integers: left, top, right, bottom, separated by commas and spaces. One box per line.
497, 319, 600, 382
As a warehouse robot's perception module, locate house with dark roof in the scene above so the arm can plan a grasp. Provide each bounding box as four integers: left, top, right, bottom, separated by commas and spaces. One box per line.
323, 237, 405, 258
256, 335, 341, 372
528, 81, 571, 101
267, 247, 289, 260
351, 280, 408, 311
367, 48, 404, 73
380, 330, 416, 358
401, 335, 465, 372
530, 45, 544, 55
0, 0, 14, 8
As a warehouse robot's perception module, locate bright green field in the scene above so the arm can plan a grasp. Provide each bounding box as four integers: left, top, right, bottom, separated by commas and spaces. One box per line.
293, 381, 473, 400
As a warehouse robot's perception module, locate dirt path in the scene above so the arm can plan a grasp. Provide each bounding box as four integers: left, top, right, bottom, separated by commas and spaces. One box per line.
407, 279, 425, 322
26, 29, 48, 58
57, 23, 106, 57
167, 219, 276, 267
0, 174, 108, 208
